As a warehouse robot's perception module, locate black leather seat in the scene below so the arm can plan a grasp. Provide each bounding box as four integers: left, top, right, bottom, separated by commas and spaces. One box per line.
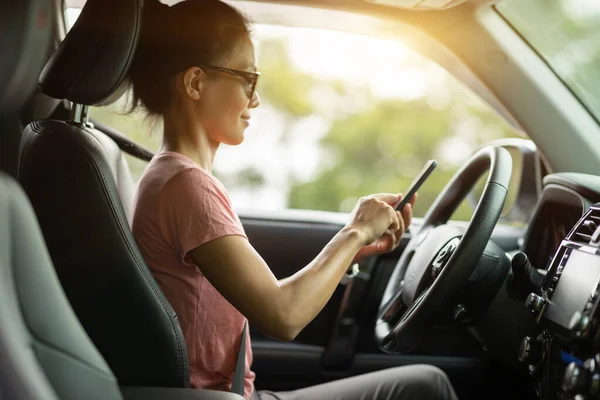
18, 0, 190, 388
0, 173, 124, 400
0, 182, 242, 399
0, 1, 116, 397
0, 175, 242, 400
0, 1, 121, 399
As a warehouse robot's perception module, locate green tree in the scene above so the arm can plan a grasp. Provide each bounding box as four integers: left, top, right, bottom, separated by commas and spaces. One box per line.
288, 92, 517, 219
499, 0, 600, 116
89, 30, 523, 221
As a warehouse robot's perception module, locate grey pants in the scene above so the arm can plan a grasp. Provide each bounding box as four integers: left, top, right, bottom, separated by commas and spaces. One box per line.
252, 364, 459, 400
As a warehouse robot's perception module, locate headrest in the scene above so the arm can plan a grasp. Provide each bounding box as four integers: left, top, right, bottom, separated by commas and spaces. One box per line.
39, 0, 142, 106
0, 0, 54, 114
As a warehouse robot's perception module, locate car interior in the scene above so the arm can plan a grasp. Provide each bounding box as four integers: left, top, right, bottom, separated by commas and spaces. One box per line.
2, 0, 600, 399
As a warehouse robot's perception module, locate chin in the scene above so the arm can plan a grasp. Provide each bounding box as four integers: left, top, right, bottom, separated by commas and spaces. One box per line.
224, 131, 245, 146
230, 137, 244, 146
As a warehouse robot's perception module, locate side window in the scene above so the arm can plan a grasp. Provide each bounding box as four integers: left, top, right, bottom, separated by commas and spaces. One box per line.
64, 5, 525, 221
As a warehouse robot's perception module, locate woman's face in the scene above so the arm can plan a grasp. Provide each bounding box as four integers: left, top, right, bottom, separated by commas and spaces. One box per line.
195, 37, 260, 146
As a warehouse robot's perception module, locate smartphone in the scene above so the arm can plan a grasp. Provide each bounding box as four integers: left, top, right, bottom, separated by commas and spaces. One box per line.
394, 159, 437, 211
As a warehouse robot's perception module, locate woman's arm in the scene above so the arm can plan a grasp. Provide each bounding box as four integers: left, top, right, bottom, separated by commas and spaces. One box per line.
190, 193, 413, 341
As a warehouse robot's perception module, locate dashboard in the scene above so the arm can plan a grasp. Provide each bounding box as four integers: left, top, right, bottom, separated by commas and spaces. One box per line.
521, 184, 587, 271
513, 173, 600, 400
521, 172, 600, 271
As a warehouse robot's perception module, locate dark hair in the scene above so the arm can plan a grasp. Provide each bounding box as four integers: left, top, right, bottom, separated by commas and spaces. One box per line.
128, 0, 252, 115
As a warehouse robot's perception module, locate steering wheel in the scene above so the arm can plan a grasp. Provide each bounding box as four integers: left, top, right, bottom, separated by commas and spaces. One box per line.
375, 146, 512, 353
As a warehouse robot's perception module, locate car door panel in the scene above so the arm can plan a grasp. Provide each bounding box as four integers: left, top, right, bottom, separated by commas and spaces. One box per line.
240, 209, 525, 395
243, 215, 348, 346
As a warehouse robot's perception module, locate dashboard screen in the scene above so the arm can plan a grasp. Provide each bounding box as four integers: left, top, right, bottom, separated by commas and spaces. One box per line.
545, 249, 600, 329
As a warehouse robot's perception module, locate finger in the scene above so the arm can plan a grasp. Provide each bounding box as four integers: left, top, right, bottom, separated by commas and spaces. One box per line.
394, 229, 402, 248
354, 246, 369, 261
394, 214, 404, 247
389, 207, 401, 232
371, 193, 402, 206
359, 242, 378, 257
401, 203, 413, 230
396, 210, 406, 236
378, 231, 396, 253
392, 193, 404, 209
409, 192, 418, 206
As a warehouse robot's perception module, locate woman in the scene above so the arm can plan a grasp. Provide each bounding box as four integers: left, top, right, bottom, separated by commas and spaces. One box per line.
130, 1, 458, 399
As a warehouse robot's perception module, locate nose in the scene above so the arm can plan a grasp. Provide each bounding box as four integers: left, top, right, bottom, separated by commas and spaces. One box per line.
249, 91, 260, 109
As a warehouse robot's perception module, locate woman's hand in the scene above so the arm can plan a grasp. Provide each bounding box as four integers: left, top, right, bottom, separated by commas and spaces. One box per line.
351, 193, 416, 261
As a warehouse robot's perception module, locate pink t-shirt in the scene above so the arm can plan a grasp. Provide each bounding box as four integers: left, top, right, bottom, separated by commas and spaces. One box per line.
132, 151, 255, 398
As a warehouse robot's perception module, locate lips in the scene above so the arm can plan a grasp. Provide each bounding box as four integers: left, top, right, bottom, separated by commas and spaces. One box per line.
241, 115, 251, 127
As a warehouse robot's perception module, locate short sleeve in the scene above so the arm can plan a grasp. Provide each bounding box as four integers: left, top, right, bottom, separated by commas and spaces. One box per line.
163, 168, 247, 266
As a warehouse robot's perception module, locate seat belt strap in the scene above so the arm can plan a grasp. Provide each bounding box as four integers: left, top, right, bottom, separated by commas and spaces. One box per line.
231, 320, 247, 396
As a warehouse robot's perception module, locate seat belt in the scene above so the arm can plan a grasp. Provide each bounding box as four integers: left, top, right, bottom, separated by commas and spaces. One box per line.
231, 321, 247, 396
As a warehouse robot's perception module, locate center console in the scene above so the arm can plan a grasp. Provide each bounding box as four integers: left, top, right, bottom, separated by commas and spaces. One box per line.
519, 205, 600, 399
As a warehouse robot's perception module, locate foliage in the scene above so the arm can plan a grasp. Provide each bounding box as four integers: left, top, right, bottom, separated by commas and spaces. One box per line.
254, 39, 520, 220
91, 27, 531, 221
498, 0, 600, 119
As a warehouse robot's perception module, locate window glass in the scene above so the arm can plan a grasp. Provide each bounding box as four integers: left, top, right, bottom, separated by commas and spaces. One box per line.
498, 0, 600, 122
64, 6, 525, 221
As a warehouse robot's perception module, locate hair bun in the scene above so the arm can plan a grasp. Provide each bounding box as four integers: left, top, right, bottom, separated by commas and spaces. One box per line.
144, 0, 169, 13
141, 0, 171, 31
137, 0, 172, 51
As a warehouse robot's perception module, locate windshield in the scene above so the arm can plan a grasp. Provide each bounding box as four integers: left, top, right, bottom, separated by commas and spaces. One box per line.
497, 0, 600, 122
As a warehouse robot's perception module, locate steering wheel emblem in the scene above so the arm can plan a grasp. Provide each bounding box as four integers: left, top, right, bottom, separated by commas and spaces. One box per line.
431, 237, 460, 279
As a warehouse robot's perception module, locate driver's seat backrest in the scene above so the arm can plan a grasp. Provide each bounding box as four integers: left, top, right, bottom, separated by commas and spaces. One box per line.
18, 0, 190, 388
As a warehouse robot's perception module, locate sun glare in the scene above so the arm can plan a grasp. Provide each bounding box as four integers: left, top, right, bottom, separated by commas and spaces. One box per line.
256, 24, 428, 100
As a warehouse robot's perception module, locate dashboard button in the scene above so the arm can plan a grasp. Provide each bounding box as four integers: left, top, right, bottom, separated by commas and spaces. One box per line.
585, 357, 597, 374
525, 293, 547, 313
570, 311, 591, 337
563, 362, 589, 394
518, 336, 542, 364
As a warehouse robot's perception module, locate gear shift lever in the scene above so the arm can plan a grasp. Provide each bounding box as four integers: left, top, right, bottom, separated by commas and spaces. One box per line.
509, 252, 544, 300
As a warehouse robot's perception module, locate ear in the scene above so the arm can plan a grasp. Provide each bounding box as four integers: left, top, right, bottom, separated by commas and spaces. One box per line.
181, 67, 204, 101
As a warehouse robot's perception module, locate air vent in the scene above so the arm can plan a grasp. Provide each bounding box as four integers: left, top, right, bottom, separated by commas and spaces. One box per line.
570, 208, 600, 246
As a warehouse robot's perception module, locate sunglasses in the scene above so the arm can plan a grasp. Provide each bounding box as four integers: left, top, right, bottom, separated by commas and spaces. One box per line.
197, 64, 260, 100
